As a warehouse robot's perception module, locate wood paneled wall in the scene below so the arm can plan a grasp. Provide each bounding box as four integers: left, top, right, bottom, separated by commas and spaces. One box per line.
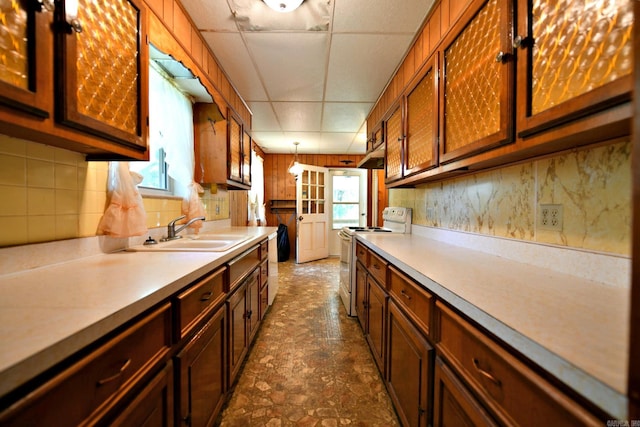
263, 153, 364, 259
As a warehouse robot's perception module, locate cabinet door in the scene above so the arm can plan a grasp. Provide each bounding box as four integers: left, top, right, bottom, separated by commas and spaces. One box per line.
247, 268, 260, 344
355, 260, 368, 332
227, 111, 242, 184
55, 0, 148, 152
194, 102, 228, 185
387, 300, 433, 427
440, 0, 514, 164
242, 130, 252, 186
0, 1, 52, 118
366, 276, 387, 376
384, 102, 404, 183
433, 357, 497, 427
175, 305, 226, 427
227, 283, 247, 387
110, 362, 174, 427
515, 0, 633, 137
404, 54, 439, 177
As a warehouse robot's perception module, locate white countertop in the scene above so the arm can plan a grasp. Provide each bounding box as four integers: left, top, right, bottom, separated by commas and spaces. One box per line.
0, 227, 276, 398
356, 232, 629, 419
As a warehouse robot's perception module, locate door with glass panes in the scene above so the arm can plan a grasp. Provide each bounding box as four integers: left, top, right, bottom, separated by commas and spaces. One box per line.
296, 164, 329, 263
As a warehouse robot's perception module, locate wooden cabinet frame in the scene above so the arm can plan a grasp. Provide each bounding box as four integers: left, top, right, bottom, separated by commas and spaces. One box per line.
438, 0, 515, 164
514, 0, 633, 138
55, 0, 149, 152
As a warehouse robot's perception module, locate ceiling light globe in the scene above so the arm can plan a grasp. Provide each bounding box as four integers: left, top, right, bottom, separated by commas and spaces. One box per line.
263, 0, 304, 13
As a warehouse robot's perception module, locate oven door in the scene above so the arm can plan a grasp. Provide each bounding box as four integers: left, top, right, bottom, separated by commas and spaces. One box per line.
338, 229, 355, 316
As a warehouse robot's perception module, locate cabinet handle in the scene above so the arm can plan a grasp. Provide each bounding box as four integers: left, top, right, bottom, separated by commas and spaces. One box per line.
512, 35, 530, 49
373, 264, 380, 270
472, 357, 501, 386
400, 289, 412, 300
37, 0, 55, 12
97, 358, 132, 386
200, 291, 213, 301
495, 51, 510, 63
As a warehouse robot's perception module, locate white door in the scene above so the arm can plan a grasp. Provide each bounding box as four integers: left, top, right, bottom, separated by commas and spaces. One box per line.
296, 164, 329, 263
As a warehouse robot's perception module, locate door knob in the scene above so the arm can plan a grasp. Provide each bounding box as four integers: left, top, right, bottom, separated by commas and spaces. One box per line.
298, 216, 304, 221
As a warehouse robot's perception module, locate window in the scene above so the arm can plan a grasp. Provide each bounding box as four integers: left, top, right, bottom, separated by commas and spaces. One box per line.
131, 147, 169, 190
332, 174, 360, 229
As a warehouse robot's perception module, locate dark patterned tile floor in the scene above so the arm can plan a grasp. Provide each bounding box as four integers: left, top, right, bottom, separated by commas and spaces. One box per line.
216, 257, 400, 426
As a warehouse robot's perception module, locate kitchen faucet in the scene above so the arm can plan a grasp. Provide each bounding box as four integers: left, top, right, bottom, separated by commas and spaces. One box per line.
162, 215, 206, 241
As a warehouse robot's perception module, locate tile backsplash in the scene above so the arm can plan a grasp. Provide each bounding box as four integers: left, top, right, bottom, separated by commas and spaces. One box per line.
390, 140, 631, 256
0, 134, 230, 247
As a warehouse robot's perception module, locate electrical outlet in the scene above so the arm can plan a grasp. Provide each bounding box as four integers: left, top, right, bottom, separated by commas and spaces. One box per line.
426, 207, 435, 221
539, 204, 563, 231
215, 205, 220, 215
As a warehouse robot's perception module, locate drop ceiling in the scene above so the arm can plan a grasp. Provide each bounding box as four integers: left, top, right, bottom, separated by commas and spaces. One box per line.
180, 0, 435, 154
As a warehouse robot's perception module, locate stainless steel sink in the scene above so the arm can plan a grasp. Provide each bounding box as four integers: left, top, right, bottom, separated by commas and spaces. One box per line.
127, 235, 252, 252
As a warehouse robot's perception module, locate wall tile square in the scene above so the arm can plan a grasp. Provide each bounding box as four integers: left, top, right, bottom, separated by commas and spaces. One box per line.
0, 135, 26, 156
55, 214, 79, 240
54, 164, 78, 190
0, 216, 27, 246
26, 159, 55, 188
28, 215, 56, 243
55, 189, 79, 215
26, 142, 55, 161
54, 147, 83, 165
79, 213, 102, 237
0, 154, 26, 186
0, 185, 27, 216
28, 188, 56, 215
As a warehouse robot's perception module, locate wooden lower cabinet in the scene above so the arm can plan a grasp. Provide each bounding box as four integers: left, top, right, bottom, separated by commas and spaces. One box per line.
0, 303, 172, 427
387, 300, 433, 427
175, 305, 226, 427
227, 267, 261, 388
355, 260, 368, 332
366, 275, 387, 376
110, 361, 175, 427
433, 357, 497, 427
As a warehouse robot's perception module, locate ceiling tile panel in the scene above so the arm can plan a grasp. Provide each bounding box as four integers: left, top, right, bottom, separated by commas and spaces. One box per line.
245, 33, 329, 102
325, 33, 414, 102
247, 101, 281, 131
181, 0, 237, 31
333, 0, 434, 33
201, 32, 269, 101
322, 102, 373, 132
273, 102, 323, 132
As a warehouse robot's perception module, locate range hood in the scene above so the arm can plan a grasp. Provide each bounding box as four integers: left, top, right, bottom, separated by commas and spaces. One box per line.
357, 145, 384, 169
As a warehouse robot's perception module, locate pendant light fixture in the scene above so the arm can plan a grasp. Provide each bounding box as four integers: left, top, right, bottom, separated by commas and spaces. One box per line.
263, 0, 304, 13
288, 141, 303, 177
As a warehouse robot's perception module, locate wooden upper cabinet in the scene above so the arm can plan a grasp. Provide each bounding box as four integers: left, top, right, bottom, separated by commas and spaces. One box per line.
55, 0, 149, 154
228, 110, 243, 183
515, 0, 633, 137
0, 2, 52, 119
439, 0, 514, 164
385, 102, 404, 183
405, 53, 439, 177
242, 130, 252, 186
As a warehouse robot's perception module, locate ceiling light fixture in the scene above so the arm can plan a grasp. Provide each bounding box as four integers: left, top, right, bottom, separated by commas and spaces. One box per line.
263, 0, 304, 13
289, 141, 303, 177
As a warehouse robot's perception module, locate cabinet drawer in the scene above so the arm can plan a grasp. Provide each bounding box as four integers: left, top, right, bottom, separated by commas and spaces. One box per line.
0, 303, 172, 426
389, 265, 433, 337
355, 241, 368, 264
435, 302, 601, 426
228, 245, 260, 291
260, 259, 268, 288
260, 240, 268, 261
367, 250, 388, 285
175, 266, 226, 340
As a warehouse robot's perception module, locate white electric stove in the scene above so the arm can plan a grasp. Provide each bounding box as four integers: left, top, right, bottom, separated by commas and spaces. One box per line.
338, 207, 412, 316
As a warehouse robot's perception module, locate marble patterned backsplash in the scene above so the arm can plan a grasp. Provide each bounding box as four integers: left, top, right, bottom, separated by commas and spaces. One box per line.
390, 140, 631, 256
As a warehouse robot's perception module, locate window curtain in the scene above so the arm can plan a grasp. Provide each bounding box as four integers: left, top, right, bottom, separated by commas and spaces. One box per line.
97, 162, 147, 237
249, 149, 265, 225
149, 64, 205, 231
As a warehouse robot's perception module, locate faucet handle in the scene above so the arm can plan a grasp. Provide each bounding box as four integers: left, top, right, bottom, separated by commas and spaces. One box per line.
169, 215, 186, 226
